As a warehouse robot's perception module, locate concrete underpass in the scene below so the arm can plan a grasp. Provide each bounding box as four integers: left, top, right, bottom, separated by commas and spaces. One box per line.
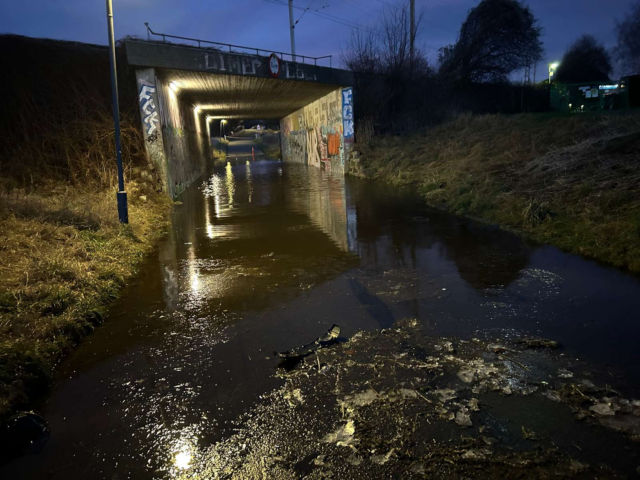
125, 39, 355, 198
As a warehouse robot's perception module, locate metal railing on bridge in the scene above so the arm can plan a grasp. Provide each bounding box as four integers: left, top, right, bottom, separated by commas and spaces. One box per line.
143, 23, 333, 67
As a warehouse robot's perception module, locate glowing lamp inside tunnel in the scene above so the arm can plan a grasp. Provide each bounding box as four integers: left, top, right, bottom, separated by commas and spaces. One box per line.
194, 105, 201, 113
169, 82, 180, 93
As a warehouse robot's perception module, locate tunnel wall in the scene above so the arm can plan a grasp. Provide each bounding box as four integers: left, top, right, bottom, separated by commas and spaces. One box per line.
135, 68, 210, 198
279, 87, 354, 174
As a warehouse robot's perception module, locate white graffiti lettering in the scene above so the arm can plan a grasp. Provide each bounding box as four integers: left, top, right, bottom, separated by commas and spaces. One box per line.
342, 87, 354, 142
205, 53, 261, 75
139, 84, 159, 136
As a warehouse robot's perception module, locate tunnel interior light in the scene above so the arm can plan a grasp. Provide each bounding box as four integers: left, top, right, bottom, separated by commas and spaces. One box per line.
194, 105, 201, 113
169, 82, 180, 93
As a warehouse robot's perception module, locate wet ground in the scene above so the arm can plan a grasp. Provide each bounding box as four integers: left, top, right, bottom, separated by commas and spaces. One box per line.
3, 151, 640, 478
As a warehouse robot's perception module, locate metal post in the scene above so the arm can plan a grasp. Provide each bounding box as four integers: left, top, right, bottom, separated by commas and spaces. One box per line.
410, 0, 415, 71
288, 0, 297, 62
106, 0, 128, 224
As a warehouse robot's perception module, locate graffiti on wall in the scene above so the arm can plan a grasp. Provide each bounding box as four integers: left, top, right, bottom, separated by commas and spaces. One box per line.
139, 83, 159, 137
280, 88, 351, 172
289, 131, 307, 164
205, 53, 262, 75
342, 87, 354, 143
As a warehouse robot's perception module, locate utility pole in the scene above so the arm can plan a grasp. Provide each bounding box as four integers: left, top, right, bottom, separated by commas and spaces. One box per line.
105, 0, 128, 224
288, 0, 297, 62
410, 0, 415, 67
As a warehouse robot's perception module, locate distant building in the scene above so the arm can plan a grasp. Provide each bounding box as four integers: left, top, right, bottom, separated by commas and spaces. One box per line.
550, 75, 639, 112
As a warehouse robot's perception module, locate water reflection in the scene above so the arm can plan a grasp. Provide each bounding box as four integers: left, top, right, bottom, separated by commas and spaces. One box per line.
346, 179, 531, 290
7, 161, 640, 480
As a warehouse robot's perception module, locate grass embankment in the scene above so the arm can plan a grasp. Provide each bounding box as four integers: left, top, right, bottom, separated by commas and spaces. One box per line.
253, 133, 282, 159
213, 138, 229, 163
0, 184, 170, 419
0, 35, 171, 419
357, 113, 640, 271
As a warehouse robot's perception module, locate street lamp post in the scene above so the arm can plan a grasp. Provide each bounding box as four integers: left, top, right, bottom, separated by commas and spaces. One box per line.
220, 119, 226, 139
105, 0, 128, 223
548, 62, 559, 84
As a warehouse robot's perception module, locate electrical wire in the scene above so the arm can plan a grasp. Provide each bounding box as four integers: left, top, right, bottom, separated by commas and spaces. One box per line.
262, 0, 383, 37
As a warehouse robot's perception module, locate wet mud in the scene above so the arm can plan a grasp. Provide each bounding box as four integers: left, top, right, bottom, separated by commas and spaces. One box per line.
189, 320, 640, 479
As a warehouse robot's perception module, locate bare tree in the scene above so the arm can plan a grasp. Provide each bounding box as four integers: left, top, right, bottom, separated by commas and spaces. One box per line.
341, 4, 428, 77
615, 1, 640, 76
341, 30, 380, 74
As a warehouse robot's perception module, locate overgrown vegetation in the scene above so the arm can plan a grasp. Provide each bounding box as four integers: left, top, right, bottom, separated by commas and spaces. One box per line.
0, 35, 171, 418
344, 0, 549, 137
356, 112, 640, 271
213, 138, 229, 162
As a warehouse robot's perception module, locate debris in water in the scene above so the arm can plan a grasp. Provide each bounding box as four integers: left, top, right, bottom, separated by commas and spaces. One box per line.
517, 336, 560, 349
455, 408, 473, 427
590, 402, 616, 416
557, 368, 574, 379
522, 426, 540, 440
323, 420, 356, 447
276, 324, 341, 359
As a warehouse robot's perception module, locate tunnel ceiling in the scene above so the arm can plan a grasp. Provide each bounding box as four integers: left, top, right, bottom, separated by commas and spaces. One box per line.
159, 69, 340, 120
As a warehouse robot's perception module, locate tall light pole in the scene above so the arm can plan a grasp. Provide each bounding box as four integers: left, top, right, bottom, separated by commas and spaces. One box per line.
288, 0, 297, 62
105, 0, 128, 223
410, 0, 415, 67
220, 119, 227, 138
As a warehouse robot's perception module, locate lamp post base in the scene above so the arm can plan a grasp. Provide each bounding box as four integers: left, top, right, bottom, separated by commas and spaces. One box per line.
117, 191, 129, 224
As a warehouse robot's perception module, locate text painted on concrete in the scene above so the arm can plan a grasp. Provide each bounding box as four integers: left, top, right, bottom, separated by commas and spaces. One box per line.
342, 87, 354, 143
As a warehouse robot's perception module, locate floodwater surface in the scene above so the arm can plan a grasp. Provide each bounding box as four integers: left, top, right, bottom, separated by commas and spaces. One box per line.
3, 156, 640, 478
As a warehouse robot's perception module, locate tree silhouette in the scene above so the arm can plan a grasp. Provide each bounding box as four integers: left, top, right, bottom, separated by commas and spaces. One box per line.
615, 1, 640, 76
555, 35, 612, 84
439, 0, 543, 84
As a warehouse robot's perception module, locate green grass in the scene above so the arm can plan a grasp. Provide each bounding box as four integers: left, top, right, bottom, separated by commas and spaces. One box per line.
357, 112, 640, 271
0, 183, 171, 419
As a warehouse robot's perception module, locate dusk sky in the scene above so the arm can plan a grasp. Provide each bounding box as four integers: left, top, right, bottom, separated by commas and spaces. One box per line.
1, 0, 636, 78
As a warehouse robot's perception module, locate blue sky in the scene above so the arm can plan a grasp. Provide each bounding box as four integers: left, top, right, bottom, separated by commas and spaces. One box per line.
1, 0, 636, 78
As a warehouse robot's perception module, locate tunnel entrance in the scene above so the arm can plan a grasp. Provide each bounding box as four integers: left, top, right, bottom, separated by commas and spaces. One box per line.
125, 38, 355, 198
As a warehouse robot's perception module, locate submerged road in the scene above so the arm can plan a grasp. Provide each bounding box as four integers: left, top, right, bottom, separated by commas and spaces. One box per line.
3, 157, 640, 478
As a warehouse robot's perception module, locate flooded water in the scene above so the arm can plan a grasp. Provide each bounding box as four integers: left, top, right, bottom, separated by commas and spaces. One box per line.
4, 158, 640, 479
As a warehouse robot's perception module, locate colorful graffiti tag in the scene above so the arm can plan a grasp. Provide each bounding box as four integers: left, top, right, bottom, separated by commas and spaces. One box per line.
280, 88, 352, 172
139, 84, 159, 136
342, 87, 354, 143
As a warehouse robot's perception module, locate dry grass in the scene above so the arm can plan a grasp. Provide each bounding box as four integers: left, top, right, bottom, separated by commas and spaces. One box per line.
0, 183, 171, 418
358, 112, 640, 270
0, 35, 172, 419
212, 138, 229, 162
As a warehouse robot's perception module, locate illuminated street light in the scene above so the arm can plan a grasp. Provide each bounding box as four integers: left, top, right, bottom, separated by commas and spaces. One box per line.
548, 62, 560, 83
220, 119, 227, 138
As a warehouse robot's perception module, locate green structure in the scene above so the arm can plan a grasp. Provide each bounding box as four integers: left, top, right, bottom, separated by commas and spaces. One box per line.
551, 79, 630, 112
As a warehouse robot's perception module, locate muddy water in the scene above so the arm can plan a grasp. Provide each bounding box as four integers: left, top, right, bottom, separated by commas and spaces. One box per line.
4, 159, 640, 479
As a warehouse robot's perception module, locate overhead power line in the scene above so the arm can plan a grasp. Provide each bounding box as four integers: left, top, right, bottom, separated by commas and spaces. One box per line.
262, 0, 382, 37
373, 0, 457, 35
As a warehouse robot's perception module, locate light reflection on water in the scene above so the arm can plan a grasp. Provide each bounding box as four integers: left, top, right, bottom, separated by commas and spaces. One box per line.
5, 160, 640, 479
